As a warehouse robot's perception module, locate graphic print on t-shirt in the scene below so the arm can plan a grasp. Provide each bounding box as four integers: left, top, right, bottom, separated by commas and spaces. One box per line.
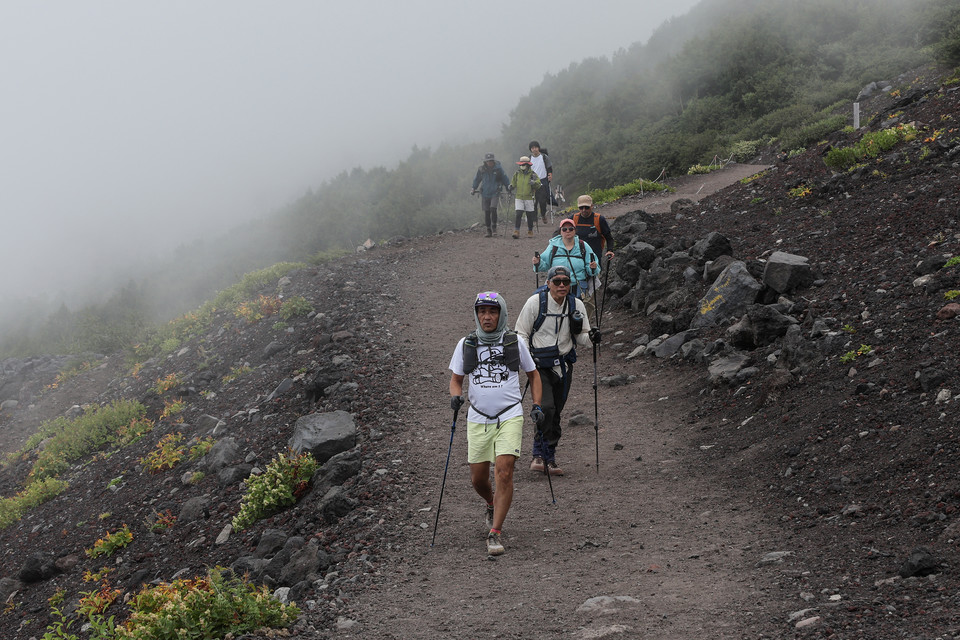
472, 345, 509, 386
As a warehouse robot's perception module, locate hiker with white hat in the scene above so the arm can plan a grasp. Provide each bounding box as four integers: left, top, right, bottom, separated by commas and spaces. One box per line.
509, 156, 541, 239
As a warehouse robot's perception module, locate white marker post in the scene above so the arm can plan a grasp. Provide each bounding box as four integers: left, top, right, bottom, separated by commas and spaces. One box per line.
853, 102, 860, 130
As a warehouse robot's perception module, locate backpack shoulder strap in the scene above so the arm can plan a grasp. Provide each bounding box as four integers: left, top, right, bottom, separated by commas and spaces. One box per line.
462, 332, 479, 374
501, 330, 520, 371
532, 289, 549, 333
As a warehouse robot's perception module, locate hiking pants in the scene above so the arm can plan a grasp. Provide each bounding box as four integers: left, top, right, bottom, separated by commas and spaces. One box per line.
532, 366, 571, 462
482, 197, 498, 231
515, 210, 536, 231
534, 181, 550, 218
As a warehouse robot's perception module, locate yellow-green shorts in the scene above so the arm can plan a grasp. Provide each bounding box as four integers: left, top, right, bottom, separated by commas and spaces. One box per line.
467, 415, 523, 464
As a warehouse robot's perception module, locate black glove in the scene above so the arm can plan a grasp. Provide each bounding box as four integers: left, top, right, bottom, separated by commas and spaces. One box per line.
589, 328, 602, 345
470, 188, 477, 195
507, 185, 514, 194
530, 404, 545, 426
450, 395, 464, 412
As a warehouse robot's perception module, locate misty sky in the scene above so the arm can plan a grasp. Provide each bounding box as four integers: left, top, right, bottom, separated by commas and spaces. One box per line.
0, 0, 699, 304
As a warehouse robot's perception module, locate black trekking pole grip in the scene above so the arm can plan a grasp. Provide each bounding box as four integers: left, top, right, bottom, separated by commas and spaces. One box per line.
534, 251, 540, 289
431, 407, 460, 547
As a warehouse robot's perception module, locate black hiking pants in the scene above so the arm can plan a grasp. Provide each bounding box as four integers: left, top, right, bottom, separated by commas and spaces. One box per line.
534, 181, 550, 219
481, 197, 498, 231
533, 366, 571, 462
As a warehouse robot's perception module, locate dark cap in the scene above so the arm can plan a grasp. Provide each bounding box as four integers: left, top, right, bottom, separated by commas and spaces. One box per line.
483, 152, 495, 162
546, 265, 570, 280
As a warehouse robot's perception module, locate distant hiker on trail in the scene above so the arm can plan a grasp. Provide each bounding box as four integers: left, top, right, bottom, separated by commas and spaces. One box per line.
510, 156, 541, 239
516, 267, 600, 476
571, 195, 615, 320
471, 152, 511, 237
532, 218, 600, 300
449, 292, 542, 556
528, 141, 553, 224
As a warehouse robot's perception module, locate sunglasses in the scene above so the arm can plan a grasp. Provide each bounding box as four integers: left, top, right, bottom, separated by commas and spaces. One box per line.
578, 206, 591, 210
560, 226, 575, 232
475, 291, 500, 304
550, 278, 571, 286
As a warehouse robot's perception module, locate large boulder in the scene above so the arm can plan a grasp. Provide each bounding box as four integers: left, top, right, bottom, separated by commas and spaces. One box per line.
762, 251, 815, 294
691, 261, 762, 329
289, 410, 357, 464
689, 232, 733, 265
725, 305, 799, 349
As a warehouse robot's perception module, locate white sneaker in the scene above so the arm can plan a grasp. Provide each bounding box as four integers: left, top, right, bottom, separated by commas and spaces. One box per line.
486, 531, 504, 556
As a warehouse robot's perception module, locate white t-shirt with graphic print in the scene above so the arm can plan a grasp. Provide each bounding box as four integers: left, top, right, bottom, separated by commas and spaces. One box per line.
449, 335, 536, 424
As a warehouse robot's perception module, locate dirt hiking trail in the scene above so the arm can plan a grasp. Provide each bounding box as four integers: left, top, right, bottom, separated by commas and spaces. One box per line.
335, 165, 789, 639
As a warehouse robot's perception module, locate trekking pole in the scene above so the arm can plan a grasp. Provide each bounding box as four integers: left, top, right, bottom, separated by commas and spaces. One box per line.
535, 427, 557, 505
431, 406, 461, 547
592, 339, 600, 474
597, 256, 612, 329
533, 251, 540, 289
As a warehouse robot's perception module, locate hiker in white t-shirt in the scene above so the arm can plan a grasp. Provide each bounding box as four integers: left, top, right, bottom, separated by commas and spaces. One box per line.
449, 291, 542, 556
528, 140, 553, 224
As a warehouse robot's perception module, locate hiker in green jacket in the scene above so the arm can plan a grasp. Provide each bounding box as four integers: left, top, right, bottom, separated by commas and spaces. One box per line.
510, 156, 541, 239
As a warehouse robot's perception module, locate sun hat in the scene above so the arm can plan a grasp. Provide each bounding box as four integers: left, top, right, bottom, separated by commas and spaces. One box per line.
516, 156, 531, 165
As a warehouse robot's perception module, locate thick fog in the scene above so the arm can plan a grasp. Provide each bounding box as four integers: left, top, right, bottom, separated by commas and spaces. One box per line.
0, 0, 699, 307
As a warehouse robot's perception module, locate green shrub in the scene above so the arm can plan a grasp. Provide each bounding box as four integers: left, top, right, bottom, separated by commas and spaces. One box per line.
232, 450, 317, 531
729, 139, 761, 162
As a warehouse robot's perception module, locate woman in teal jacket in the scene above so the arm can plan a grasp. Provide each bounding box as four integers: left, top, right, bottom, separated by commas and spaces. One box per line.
532, 218, 600, 298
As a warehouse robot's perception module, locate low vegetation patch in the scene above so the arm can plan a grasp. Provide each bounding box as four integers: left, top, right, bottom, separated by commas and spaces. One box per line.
687, 163, 724, 175
0, 477, 68, 529
41, 567, 298, 640
279, 295, 314, 319
140, 433, 184, 472
581, 178, 673, 210
85, 524, 133, 558
824, 124, 919, 170
10, 400, 149, 485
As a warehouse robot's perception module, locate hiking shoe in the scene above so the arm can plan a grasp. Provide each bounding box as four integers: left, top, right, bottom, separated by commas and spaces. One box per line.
527, 230, 534, 238
547, 461, 564, 476
486, 531, 504, 556
484, 504, 494, 530
530, 456, 544, 472
512, 230, 520, 239
485, 229, 492, 237
540, 215, 547, 224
